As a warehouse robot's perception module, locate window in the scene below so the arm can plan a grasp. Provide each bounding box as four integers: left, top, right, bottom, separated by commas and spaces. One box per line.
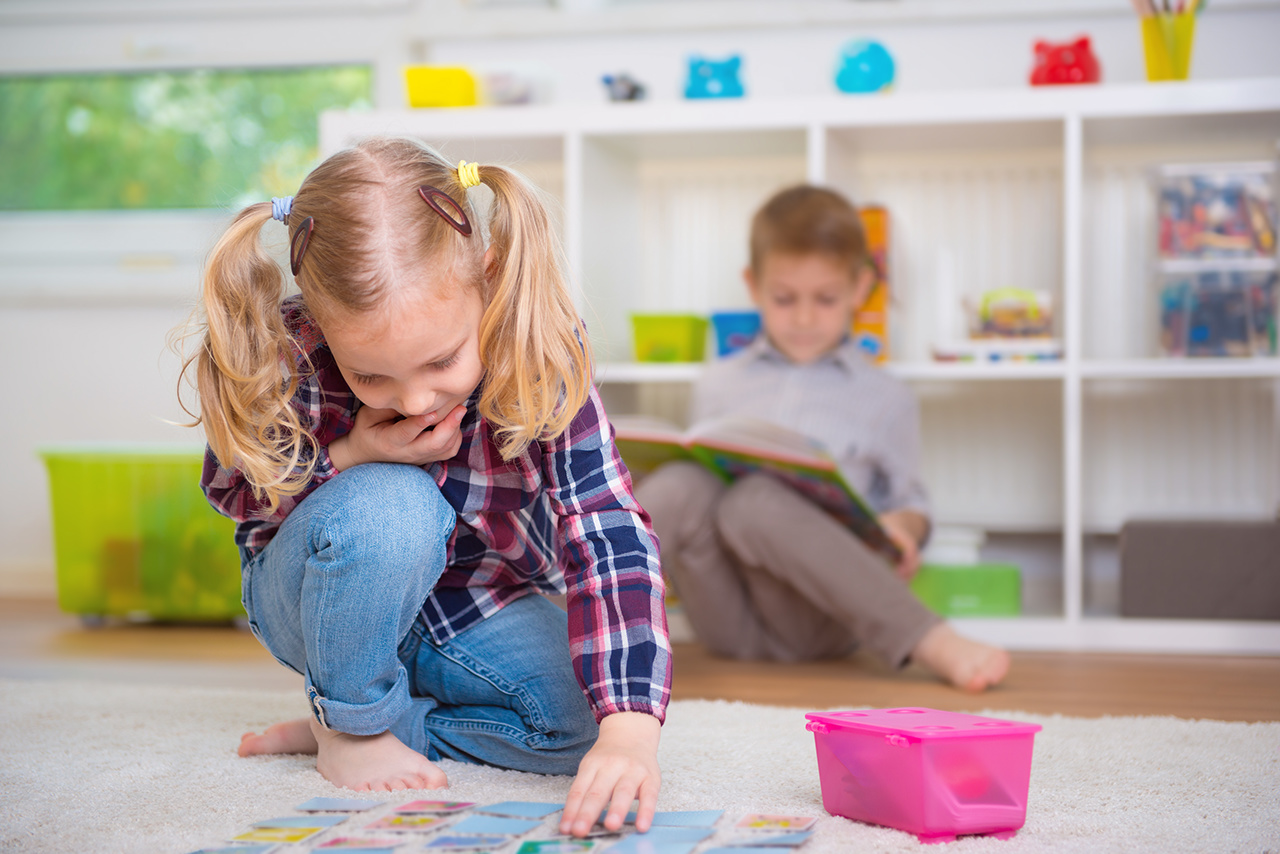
0, 65, 371, 302
0, 65, 372, 211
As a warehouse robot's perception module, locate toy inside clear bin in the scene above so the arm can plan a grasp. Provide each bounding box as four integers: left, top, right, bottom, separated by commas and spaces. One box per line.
1159, 268, 1278, 357
1156, 162, 1277, 260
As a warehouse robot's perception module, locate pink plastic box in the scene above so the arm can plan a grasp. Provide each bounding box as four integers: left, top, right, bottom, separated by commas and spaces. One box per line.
805, 707, 1042, 844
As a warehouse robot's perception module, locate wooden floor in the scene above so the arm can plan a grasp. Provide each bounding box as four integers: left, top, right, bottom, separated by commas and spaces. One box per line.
3, 597, 1278, 722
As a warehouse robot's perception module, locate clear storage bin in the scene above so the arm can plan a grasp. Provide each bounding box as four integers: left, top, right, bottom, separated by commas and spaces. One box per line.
1156, 162, 1277, 260
1158, 268, 1277, 357
40, 444, 243, 622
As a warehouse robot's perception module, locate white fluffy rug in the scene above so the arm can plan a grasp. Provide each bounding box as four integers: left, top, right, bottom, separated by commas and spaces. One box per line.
2, 678, 1278, 854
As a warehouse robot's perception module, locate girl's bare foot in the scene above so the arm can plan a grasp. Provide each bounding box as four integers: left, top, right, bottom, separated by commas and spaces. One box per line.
309, 717, 448, 792
911, 623, 1010, 692
239, 717, 319, 757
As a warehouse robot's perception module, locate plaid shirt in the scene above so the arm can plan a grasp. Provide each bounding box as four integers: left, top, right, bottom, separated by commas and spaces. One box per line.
202, 296, 671, 723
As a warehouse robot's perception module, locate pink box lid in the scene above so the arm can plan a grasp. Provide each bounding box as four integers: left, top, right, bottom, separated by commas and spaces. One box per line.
805, 707, 1042, 741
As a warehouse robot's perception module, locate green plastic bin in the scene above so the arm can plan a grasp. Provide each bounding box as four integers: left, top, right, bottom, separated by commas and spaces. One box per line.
910, 562, 1022, 617
631, 314, 709, 362
40, 444, 244, 622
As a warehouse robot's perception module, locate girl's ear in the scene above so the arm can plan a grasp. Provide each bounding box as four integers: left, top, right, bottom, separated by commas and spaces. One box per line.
743, 266, 762, 307
483, 245, 498, 281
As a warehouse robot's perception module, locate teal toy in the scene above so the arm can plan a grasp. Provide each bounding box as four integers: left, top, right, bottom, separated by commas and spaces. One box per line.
836, 40, 895, 94
685, 55, 744, 99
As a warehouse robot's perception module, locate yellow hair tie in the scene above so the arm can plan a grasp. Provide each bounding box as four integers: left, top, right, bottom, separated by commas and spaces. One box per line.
457, 160, 481, 189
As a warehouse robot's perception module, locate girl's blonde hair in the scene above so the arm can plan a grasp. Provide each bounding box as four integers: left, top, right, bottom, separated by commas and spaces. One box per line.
181, 137, 592, 512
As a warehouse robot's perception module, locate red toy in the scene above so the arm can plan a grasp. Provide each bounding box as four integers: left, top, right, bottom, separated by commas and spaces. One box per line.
1029, 36, 1101, 86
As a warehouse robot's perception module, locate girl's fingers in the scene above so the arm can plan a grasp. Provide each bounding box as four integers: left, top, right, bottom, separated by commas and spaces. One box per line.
417, 408, 464, 444
560, 769, 597, 835
603, 775, 640, 832
392, 410, 436, 444
414, 415, 462, 455
575, 784, 612, 836
633, 773, 660, 833
359, 406, 405, 431
435, 410, 467, 455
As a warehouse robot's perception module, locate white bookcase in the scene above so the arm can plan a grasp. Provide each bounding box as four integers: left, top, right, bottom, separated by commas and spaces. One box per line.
321, 77, 1280, 654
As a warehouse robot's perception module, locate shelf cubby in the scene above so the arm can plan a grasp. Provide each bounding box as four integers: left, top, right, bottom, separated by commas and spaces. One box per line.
320, 78, 1280, 654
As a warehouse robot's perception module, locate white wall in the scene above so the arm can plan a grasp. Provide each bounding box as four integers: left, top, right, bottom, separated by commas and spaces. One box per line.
3, 0, 1280, 595
0, 306, 197, 593
426, 5, 1280, 99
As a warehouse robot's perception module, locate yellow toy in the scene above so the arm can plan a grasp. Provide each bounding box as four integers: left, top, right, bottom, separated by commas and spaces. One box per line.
404, 66, 477, 108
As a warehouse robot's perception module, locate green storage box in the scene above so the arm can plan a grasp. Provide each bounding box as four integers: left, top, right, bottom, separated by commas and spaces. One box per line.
910, 562, 1021, 617
40, 444, 244, 622
631, 313, 708, 362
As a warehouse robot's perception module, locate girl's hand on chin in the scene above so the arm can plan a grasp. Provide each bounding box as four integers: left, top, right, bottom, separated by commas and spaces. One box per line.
329, 404, 467, 470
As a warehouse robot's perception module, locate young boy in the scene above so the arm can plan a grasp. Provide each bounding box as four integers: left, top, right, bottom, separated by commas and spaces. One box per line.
635, 185, 1009, 692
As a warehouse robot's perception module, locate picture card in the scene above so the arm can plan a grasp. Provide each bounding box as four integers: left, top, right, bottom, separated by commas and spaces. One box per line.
297, 797, 383, 813
448, 814, 543, 836
515, 841, 596, 853
316, 837, 403, 850
648, 810, 724, 828
550, 826, 625, 840
423, 835, 511, 851
599, 827, 714, 851
364, 814, 451, 833
253, 815, 348, 829
395, 799, 476, 814
700, 849, 794, 854
477, 801, 564, 819
734, 814, 817, 832
231, 827, 323, 844
726, 831, 814, 847
635, 828, 716, 843
601, 836, 699, 854
599, 810, 723, 829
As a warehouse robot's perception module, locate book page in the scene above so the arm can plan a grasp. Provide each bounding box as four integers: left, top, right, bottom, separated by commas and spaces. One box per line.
687, 416, 834, 469
610, 414, 685, 444
611, 415, 694, 478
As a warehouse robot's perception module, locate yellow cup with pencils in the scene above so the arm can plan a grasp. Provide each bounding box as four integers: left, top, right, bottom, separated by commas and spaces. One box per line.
1140, 7, 1197, 81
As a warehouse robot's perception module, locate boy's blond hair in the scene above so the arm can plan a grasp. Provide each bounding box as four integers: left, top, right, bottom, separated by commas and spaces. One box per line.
180, 137, 590, 512
749, 185, 869, 277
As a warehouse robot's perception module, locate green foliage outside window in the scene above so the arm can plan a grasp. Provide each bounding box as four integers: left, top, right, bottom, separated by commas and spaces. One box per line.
0, 65, 371, 211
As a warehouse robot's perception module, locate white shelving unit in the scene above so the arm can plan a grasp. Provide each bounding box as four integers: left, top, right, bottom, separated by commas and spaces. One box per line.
321, 77, 1280, 654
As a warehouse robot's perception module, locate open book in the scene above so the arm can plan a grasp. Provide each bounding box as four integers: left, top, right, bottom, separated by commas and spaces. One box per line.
613, 415, 903, 564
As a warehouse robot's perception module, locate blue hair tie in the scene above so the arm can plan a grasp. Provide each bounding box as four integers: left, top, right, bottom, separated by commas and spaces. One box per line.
271, 196, 293, 223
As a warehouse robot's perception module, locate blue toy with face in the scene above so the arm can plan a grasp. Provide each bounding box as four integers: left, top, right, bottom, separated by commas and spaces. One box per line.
685, 55, 744, 99
835, 40, 895, 94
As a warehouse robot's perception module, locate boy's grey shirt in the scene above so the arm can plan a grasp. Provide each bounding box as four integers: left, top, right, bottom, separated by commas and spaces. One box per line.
692, 333, 931, 521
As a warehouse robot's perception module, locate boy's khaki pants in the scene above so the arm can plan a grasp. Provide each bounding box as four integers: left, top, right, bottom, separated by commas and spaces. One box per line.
635, 461, 940, 667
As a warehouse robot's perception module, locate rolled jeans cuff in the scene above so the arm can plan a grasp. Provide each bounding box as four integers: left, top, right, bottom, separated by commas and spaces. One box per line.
307, 667, 413, 738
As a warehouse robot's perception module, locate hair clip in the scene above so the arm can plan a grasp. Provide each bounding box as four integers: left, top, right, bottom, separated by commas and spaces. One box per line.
419, 185, 473, 237
289, 216, 315, 276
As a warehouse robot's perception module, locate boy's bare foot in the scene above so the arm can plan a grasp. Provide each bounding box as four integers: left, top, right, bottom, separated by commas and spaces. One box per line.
911, 623, 1010, 692
309, 717, 448, 792
239, 717, 319, 757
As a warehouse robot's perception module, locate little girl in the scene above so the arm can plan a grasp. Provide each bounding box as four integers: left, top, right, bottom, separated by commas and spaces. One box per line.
181, 137, 670, 837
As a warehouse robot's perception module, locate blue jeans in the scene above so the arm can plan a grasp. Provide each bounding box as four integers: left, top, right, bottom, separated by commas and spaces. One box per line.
240, 462, 598, 775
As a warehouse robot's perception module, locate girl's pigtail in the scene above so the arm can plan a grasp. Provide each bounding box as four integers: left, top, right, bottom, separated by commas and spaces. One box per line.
476, 166, 592, 460
186, 203, 316, 512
